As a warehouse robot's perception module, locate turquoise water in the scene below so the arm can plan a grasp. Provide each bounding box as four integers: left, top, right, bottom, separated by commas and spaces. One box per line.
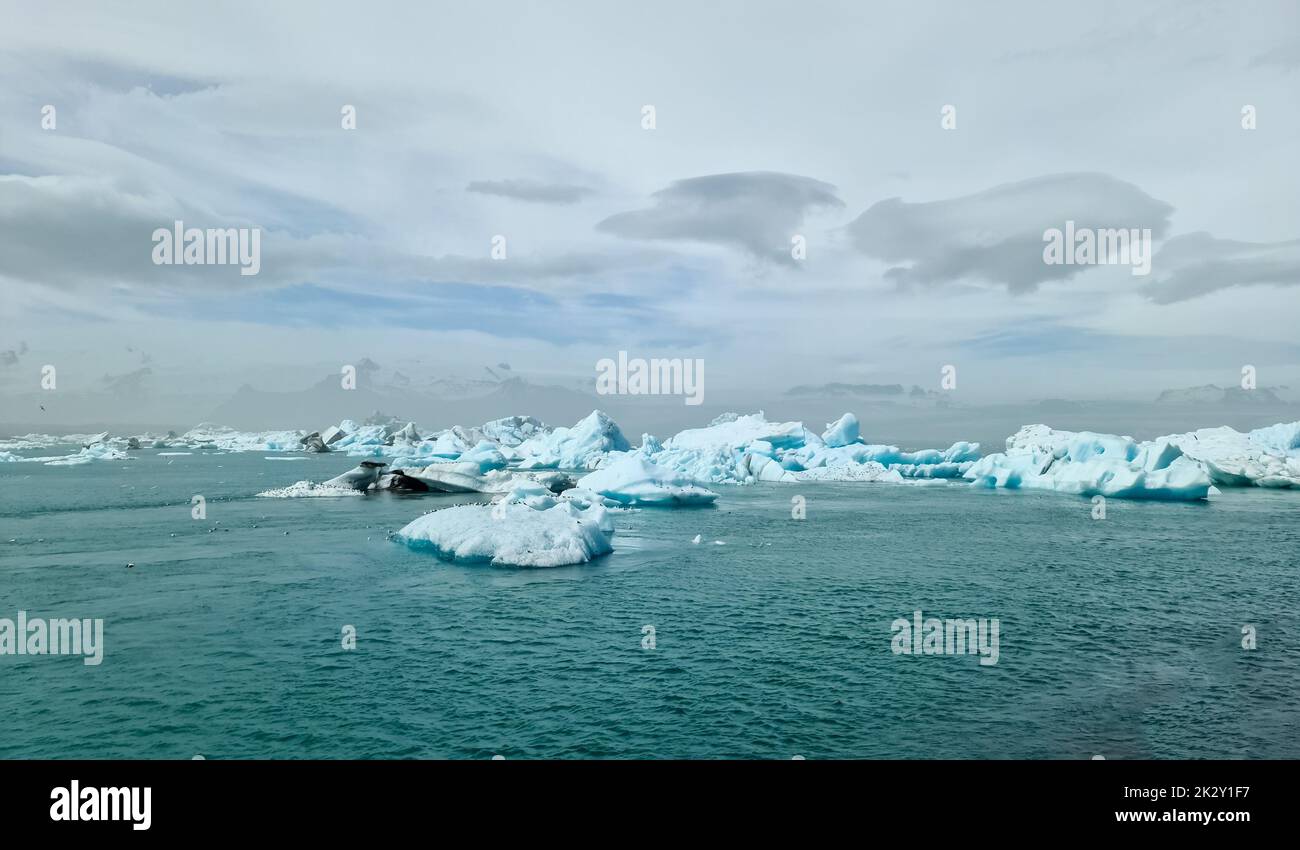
2, 449, 1297, 759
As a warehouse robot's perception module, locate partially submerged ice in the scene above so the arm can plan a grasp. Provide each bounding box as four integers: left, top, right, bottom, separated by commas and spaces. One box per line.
395, 502, 615, 567
964, 424, 1213, 500
576, 456, 718, 506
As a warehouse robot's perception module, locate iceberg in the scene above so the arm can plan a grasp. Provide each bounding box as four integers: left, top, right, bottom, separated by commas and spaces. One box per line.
328, 424, 390, 452
665, 412, 814, 452
43, 442, 131, 466
1155, 422, 1300, 488
395, 502, 615, 567
323, 461, 388, 491
385, 422, 421, 445
320, 425, 347, 446
407, 461, 515, 494
299, 432, 330, 453
457, 440, 509, 473
376, 469, 432, 492
496, 479, 563, 510
635, 411, 976, 485
821, 413, 861, 447
576, 456, 719, 506
513, 410, 630, 469
481, 415, 548, 447
964, 424, 1213, 500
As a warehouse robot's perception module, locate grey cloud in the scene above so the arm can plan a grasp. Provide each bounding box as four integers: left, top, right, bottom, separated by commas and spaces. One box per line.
0, 174, 343, 292
7, 50, 220, 97
1249, 42, 1300, 71
597, 171, 844, 264
466, 179, 594, 204
0, 341, 28, 367
1144, 232, 1300, 303
846, 173, 1174, 293
0, 174, 684, 302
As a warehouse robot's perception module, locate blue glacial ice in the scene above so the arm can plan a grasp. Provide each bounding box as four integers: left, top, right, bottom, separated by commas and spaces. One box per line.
963, 424, 1214, 500
821, 413, 860, 447
511, 410, 630, 470
629, 411, 980, 484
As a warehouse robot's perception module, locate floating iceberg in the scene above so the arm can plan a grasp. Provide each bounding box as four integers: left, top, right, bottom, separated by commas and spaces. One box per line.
299, 432, 330, 453
633, 411, 976, 485
43, 442, 132, 466
576, 456, 718, 506
457, 440, 509, 473
323, 461, 388, 491
964, 424, 1213, 500
821, 413, 861, 448
1155, 422, 1300, 488
481, 415, 548, 447
395, 502, 615, 567
386, 422, 421, 445
407, 461, 515, 494
513, 410, 630, 470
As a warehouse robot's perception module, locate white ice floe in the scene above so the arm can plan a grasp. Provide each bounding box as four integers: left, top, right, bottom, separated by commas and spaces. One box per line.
43, 442, 132, 466
395, 502, 615, 567
576, 456, 718, 506
181, 423, 306, 452
964, 424, 1213, 500
795, 461, 907, 483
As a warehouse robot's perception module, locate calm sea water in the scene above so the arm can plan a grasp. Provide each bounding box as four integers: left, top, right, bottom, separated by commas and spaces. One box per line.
2, 449, 1297, 759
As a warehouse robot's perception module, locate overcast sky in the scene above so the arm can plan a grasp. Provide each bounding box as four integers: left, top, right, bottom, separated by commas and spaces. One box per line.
1, 0, 1298, 407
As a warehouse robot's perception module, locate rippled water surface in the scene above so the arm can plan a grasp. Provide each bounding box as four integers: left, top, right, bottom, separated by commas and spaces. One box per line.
2, 450, 1297, 758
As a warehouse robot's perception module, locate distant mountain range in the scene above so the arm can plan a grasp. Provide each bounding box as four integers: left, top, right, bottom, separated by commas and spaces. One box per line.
784, 382, 945, 403
1154, 384, 1293, 405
